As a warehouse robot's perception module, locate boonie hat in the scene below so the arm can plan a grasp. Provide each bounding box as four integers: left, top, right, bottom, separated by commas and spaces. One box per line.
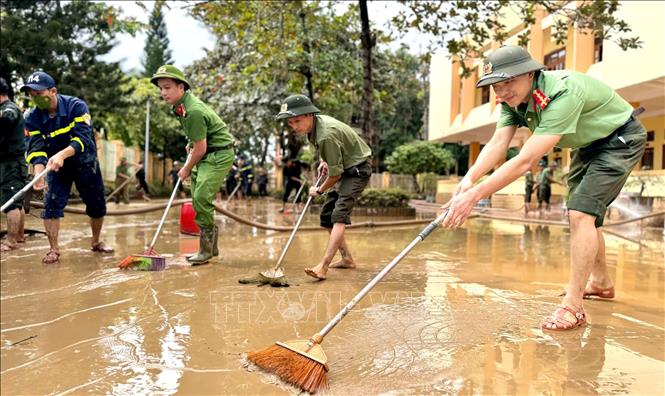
275, 94, 320, 120
476, 45, 545, 88
150, 65, 190, 91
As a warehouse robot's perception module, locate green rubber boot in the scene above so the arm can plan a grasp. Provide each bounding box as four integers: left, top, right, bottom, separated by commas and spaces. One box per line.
187, 227, 214, 265
212, 224, 219, 257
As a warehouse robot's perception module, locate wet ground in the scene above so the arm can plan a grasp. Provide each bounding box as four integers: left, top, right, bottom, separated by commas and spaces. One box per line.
1, 198, 664, 395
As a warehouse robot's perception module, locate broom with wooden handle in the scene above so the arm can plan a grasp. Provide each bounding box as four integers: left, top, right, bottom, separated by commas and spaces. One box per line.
247, 210, 449, 393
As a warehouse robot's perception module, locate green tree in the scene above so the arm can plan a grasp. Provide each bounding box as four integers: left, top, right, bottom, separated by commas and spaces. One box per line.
385, 141, 455, 190
373, 47, 427, 170
189, 1, 363, 165
392, 1, 641, 76
0, 0, 141, 130
105, 77, 185, 164
141, 1, 173, 77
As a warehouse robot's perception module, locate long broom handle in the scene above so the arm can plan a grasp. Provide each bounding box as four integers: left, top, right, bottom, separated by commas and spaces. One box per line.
316, 210, 448, 339
272, 174, 325, 272
290, 178, 307, 208
226, 181, 242, 203
148, 177, 182, 250
1, 167, 49, 213
105, 177, 133, 202
147, 154, 192, 250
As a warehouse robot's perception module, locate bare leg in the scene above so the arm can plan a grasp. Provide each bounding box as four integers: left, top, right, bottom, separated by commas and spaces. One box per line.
587, 228, 613, 290
17, 208, 25, 242
305, 223, 348, 279
330, 230, 356, 268
91, 217, 103, 245
44, 218, 60, 253
562, 210, 597, 310
1, 208, 22, 251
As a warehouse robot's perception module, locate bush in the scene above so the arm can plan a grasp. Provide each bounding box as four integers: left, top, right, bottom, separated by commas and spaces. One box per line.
357, 188, 412, 208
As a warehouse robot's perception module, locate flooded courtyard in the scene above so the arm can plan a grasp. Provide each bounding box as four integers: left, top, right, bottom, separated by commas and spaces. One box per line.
1, 199, 664, 395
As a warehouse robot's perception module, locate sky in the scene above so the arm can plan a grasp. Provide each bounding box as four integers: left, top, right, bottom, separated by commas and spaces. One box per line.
102, 0, 433, 74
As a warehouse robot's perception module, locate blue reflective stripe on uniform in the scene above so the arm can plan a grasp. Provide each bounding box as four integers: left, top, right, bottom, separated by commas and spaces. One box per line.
28, 130, 41, 136
48, 116, 86, 138
26, 151, 47, 163
71, 137, 85, 152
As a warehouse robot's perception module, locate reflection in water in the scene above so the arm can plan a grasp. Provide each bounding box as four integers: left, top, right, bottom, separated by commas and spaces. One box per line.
103, 289, 192, 396
1, 201, 663, 394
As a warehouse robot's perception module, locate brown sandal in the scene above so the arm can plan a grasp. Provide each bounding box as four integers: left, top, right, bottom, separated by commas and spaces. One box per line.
559, 283, 615, 299
42, 250, 60, 264
91, 241, 114, 253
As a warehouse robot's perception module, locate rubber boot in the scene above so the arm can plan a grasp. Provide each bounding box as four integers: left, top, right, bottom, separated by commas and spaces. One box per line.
212, 224, 219, 256
187, 227, 214, 265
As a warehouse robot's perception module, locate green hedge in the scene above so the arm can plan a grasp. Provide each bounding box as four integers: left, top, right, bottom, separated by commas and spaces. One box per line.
277, 187, 412, 208
356, 188, 412, 208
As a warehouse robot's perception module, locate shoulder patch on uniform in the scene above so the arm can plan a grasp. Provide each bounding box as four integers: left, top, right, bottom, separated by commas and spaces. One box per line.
532, 88, 550, 111
82, 113, 91, 125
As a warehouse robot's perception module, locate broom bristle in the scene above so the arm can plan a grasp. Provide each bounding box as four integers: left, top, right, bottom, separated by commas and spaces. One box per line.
118, 255, 139, 269
247, 343, 328, 393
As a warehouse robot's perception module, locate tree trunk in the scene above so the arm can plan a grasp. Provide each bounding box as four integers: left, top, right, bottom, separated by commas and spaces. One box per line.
359, 0, 376, 171
299, 11, 315, 101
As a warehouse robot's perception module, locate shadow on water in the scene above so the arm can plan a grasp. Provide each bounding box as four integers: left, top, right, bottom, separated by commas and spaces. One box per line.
1, 199, 663, 394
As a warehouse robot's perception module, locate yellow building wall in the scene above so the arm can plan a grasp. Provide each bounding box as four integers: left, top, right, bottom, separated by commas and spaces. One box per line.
641, 115, 665, 170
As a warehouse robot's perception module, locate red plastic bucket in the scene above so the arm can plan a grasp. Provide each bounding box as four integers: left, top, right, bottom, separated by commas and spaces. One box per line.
180, 202, 201, 235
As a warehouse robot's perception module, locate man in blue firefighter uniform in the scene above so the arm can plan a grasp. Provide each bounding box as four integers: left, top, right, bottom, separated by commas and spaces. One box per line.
22, 71, 113, 264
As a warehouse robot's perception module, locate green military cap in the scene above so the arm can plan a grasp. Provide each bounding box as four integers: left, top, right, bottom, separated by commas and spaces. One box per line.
150, 64, 190, 91
275, 94, 320, 120
476, 45, 545, 88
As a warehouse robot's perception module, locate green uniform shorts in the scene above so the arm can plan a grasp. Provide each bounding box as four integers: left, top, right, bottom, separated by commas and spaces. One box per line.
567, 117, 646, 227
190, 148, 234, 229
320, 161, 371, 228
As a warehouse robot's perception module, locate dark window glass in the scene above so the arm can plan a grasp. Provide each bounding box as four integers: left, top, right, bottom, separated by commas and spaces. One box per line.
641, 147, 654, 169
544, 48, 566, 70
594, 36, 604, 63
481, 85, 490, 104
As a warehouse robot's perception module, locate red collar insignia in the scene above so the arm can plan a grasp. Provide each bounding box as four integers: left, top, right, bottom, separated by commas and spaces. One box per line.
175, 103, 187, 117
532, 88, 550, 111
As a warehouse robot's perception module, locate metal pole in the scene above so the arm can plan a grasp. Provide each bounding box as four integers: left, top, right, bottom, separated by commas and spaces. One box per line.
144, 100, 150, 181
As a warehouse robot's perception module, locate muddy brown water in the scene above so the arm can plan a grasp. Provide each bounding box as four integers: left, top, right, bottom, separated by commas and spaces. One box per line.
1, 199, 663, 395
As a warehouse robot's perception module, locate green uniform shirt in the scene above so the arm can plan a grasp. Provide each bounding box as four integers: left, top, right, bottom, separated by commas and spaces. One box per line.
525, 172, 534, 189
536, 168, 550, 187
309, 115, 372, 177
116, 163, 129, 178
497, 71, 633, 149
174, 92, 233, 149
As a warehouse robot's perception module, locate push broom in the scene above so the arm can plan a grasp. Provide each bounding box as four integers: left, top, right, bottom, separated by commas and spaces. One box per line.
118, 174, 186, 271
239, 174, 324, 287
246, 210, 449, 393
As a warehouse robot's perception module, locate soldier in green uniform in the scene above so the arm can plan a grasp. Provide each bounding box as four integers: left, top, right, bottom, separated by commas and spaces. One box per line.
523, 169, 534, 214
151, 65, 235, 265
276, 94, 372, 281
535, 160, 560, 211
440, 46, 646, 331
114, 157, 131, 204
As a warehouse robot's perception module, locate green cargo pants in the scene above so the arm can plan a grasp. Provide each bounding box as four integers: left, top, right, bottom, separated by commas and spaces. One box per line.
191, 148, 234, 229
